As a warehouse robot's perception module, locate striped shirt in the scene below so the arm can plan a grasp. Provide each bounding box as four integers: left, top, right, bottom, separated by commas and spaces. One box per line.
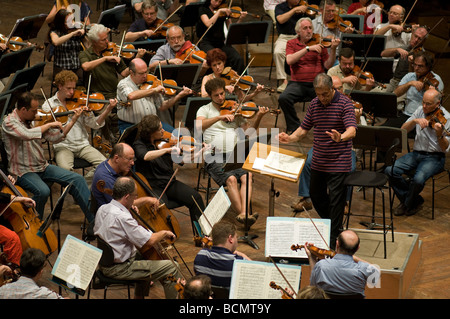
0, 276, 64, 299
286, 37, 329, 82
301, 90, 357, 172
1, 109, 64, 178
194, 246, 243, 288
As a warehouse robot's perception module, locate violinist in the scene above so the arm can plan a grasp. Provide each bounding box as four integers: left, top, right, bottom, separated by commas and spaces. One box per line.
307, 230, 380, 297
327, 47, 375, 92
125, 0, 166, 42
347, 0, 381, 34
196, 78, 269, 225
374, 4, 413, 48
196, 0, 246, 74
45, 0, 91, 26
93, 176, 182, 299
1, 92, 93, 224
42, 70, 116, 186
132, 0, 180, 21
200, 48, 264, 101
273, 0, 308, 92
133, 114, 206, 236
116, 58, 192, 134
386, 88, 450, 217
278, 17, 339, 133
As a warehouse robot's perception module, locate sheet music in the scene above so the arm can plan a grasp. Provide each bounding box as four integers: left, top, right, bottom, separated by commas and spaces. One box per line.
265, 217, 331, 259
252, 157, 298, 180
229, 260, 301, 299
199, 186, 231, 236
263, 151, 305, 175
51, 235, 102, 291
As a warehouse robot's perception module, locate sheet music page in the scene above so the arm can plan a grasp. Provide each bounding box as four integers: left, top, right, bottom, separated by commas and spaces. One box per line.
263, 151, 305, 175
199, 186, 231, 236
51, 235, 102, 291
265, 217, 331, 259
229, 260, 301, 299
252, 157, 298, 180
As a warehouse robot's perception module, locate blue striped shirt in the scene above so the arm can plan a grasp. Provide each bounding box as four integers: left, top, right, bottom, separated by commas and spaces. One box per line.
301, 90, 357, 172
193, 246, 243, 288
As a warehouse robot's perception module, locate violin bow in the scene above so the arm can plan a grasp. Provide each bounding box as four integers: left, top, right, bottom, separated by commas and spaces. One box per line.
302, 207, 331, 250
117, 31, 126, 58
230, 56, 255, 92
401, 0, 418, 29
191, 195, 214, 232
152, 5, 183, 34
268, 256, 298, 298
157, 167, 179, 204
40, 87, 64, 134
181, 24, 213, 64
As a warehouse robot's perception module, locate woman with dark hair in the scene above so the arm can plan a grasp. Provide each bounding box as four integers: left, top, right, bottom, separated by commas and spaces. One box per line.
200, 48, 264, 102
132, 114, 206, 237
48, 8, 87, 82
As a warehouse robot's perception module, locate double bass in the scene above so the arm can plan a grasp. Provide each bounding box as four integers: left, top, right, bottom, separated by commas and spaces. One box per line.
0, 170, 57, 256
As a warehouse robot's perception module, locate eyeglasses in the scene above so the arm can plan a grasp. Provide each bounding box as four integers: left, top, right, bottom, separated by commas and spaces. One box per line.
120, 155, 136, 162
412, 63, 426, 69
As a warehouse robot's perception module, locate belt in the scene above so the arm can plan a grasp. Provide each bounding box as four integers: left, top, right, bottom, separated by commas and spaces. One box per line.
414, 150, 445, 157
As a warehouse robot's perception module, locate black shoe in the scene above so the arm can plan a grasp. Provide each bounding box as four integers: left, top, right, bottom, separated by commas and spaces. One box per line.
406, 196, 424, 216
394, 203, 407, 216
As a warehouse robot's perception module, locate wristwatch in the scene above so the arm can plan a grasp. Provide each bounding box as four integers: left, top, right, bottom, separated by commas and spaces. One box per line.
306, 46, 310, 52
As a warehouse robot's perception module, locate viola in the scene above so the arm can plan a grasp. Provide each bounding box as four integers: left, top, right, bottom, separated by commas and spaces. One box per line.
102, 42, 155, 59
326, 14, 360, 34
296, 0, 320, 17
220, 100, 281, 119
34, 106, 73, 126
215, 4, 260, 19
175, 41, 206, 64
306, 33, 352, 48
140, 74, 198, 96
269, 281, 294, 299
193, 235, 213, 248
66, 89, 130, 112
291, 243, 336, 260
156, 130, 203, 153
419, 72, 440, 91
0, 34, 44, 52
0, 169, 58, 256
351, 65, 386, 89
221, 67, 276, 93
166, 273, 185, 298
425, 107, 450, 136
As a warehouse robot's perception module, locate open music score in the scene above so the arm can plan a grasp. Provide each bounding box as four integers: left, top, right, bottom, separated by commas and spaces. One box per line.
198, 186, 231, 236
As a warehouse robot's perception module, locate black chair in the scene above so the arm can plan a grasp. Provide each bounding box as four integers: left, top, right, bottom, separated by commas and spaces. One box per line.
325, 290, 365, 299
87, 236, 140, 299
344, 137, 401, 259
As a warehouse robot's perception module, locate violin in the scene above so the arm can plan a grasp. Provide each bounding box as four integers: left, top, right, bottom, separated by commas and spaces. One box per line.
0, 253, 20, 283
166, 273, 185, 298
155, 130, 203, 153
326, 14, 359, 33
306, 33, 352, 48
102, 42, 155, 59
66, 89, 130, 112
219, 100, 281, 119
351, 65, 386, 89
269, 281, 294, 299
425, 108, 450, 136
0, 169, 58, 256
33, 106, 73, 127
193, 235, 213, 248
0, 34, 44, 52
147, 19, 175, 38
221, 67, 276, 93
93, 135, 112, 155
140, 74, 198, 96
175, 41, 206, 64
419, 72, 440, 92
291, 243, 336, 260
215, 4, 260, 19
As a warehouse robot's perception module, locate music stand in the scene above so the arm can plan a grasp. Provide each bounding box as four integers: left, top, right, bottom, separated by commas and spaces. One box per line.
339, 14, 364, 33
0, 47, 34, 80
182, 97, 211, 133
354, 57, 394, 83
346, 90, 398, 121
2, 62, 46, 92
130, 39, 166, 64
180, 1, 205, 40
155, 63, 202, 88
225, 21, 271, 66
97, 4, 127, 37
10, 14, 47, 41
341, 34, 386, 58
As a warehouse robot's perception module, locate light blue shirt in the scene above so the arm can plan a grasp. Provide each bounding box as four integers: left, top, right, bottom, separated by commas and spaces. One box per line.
399, 72, 444, 116
310, 254, 380, 296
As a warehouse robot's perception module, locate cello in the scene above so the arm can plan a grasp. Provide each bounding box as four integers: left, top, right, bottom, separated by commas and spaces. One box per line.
0, 170, 57, 256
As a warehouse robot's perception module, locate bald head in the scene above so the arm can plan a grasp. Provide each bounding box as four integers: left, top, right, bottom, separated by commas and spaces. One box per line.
331, 76, 343, 93
336, 230, 360, 255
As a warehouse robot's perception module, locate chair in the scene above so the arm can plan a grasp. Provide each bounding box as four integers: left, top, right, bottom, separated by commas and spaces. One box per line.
325, 290, 365, 299
87, 236, 139, 299
211, 285, 230, 299
344, 137, 401, 259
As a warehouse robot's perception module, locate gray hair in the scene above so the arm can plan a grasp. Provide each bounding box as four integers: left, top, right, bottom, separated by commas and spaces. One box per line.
112, 176, 136, 200
86, 24, 109, 42
295, 17, 313, 34
313, 73, 333, 89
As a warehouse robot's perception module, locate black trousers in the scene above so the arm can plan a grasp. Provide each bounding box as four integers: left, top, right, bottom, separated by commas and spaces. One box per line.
310, 169, 348, 250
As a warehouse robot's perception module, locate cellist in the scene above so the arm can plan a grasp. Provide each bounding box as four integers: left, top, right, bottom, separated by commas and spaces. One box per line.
94, 176, 182, 299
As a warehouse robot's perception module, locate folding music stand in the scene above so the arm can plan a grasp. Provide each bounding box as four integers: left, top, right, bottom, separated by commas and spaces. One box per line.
339, 14, 364, 33
345, 90, 398, 121
97, 4, 127, 38
130, 39, 166, 64
180, 1, 205, 40
225, 21, 271, 66
354, 57, 394, 84
0, 47, 34, 80
341, 34, 386, 58
2, 62, 46, 93
182, 97, 211, 133
10, 14, 47, 41
0, 83, 27, 115
155, 63, 202, 88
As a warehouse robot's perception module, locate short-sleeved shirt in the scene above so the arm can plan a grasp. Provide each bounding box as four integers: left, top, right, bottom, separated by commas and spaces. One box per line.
193, 246, 243, 288
301, 90, 357, 172
91, 160, 118, 207
79, 47, 127, 99
286, 37, 329, 82
274, 2, 305, 35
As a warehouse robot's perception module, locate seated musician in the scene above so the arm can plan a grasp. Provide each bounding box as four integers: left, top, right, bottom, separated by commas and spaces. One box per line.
132, 114, 206, 236
386, 88, 450, 216
79, 24, 146, 143
148, 25, 207, 72
1, 92, 93, 225
41, 70, 116, 186
374, 4, 414, 49
116, 57, 192, 135
381, 26, 429, 93
200, 48, 264, 102
347, 0, 382, 35
196, 78, 269, 226
194, 221, 251, 289
45, 0, 91, 26
383, 51, 444, 129
132, 0, 180, 21
306, 230, 380, 297
94, 176, 182, 299
327, 47, 375, 92
278, 17, 339, 134
196, 0, 246, 74
126, 0, 167, 42
91, 142, 159, 209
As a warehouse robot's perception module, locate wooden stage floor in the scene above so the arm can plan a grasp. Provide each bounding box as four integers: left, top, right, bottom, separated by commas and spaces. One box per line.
1, 0, 450, 300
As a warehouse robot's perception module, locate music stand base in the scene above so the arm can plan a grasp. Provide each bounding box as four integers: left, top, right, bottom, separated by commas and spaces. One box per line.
238, 234, 259, 250
359, 221, 393, 230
